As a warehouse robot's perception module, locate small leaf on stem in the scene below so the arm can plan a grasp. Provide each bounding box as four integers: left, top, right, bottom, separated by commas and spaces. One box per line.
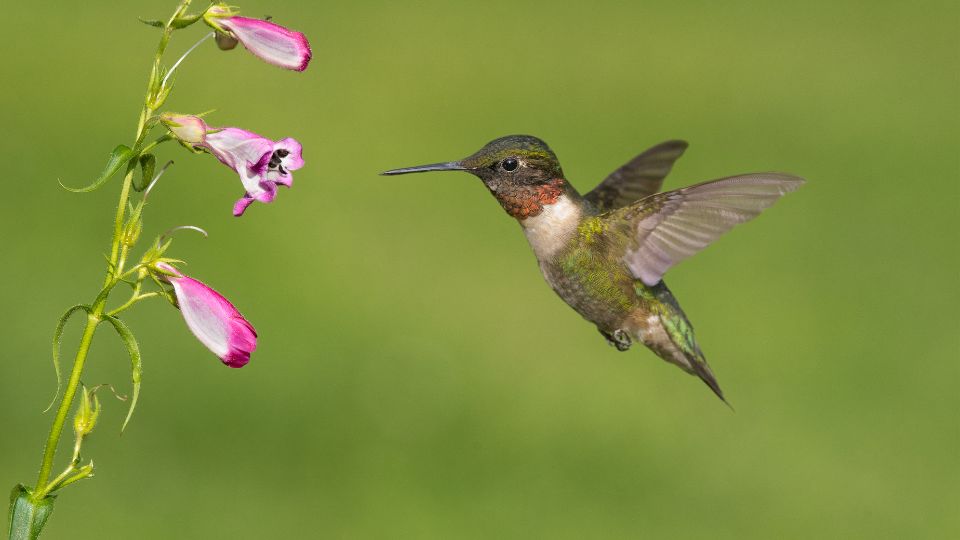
46, 305, 91, 413
134, 154, 156, 191
59, 145, 135, 193
101, 316, 142, 434
137, 17, 164, 28
171, 13, 203, 29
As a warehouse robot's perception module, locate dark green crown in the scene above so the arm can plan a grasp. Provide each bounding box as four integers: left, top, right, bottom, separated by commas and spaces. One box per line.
461, 135, 562, 177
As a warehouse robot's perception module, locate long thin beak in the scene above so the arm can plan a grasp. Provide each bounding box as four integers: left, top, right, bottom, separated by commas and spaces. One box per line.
380, 161, 467, 176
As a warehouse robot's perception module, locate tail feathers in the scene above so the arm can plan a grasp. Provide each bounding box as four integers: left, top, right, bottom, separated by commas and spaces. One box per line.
645, 315, 731, 406
687, 348, 732, 408
646, 281, 731, 407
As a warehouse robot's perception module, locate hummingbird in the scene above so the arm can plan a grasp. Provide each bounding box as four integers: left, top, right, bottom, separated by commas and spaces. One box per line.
382, 136, 803, 402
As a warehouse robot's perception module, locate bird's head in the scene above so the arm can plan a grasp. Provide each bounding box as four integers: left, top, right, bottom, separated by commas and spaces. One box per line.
382, 135, 573, 219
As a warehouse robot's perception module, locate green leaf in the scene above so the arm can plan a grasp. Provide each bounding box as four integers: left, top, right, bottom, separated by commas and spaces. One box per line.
101, 316, 142, 433
59, 145, 135, 193
7, 485, 55, 540
45, 305, 91, 413
138, 17, 164, 27
171, 13, 202, 29
134, 154, 156, 192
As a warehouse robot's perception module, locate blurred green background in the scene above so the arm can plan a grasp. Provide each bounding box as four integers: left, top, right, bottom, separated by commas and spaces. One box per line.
2, 0, 957, 538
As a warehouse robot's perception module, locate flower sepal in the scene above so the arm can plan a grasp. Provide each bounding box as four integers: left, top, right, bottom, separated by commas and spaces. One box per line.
139, 237, 174, 269
148, 259, 185, 276
72, 385, 102, 438
201, 4, 238, 32
148, 81, 174, 110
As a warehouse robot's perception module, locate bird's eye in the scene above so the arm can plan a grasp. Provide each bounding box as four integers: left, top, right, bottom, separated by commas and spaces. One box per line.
501, 158, 519, 172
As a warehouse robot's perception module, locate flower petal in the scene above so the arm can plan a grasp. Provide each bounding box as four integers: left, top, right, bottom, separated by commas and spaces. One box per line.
204, 128, 273, 173
220, 17, 312, 72
233, 196, 255, 216
274, 138, 305, 170
165, 271, 257, 367
224, 317, 257, 367
272, 173, 293, 188
252, 181, 278, 202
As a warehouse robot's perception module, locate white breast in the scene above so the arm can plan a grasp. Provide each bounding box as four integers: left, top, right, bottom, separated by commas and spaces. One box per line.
520, 195, 582, 260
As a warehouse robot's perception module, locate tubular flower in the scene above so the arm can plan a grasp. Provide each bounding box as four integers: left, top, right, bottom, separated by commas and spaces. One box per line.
161, 113, 304, 216
156, 263, 257, 368
204, 5, 312, 71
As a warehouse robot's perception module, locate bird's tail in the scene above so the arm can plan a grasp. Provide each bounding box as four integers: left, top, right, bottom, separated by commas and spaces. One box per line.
642, 282, 729, 405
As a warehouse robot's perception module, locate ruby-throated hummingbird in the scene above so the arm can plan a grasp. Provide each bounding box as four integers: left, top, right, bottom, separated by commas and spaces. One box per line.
383, 136, 803, 402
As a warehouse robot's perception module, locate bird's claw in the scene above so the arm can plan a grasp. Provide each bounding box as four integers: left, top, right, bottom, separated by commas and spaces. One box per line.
601, 329, 632, 351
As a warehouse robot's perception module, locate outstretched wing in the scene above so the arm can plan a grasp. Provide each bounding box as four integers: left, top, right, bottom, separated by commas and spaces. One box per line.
585, 140, 689, 212
608, 173, 804, 286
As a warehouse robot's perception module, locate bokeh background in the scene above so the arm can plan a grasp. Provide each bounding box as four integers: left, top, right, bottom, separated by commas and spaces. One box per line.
2, 0, 957, 538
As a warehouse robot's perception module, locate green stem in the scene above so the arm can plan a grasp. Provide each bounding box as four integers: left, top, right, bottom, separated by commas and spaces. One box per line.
108, 292, 162, 318
118, 263, 146, 281
105, 0, 189, 278
32, 312, 99, 497
50, 467, 94, 491
105, 169, 136, 283
140, 134, 172, 155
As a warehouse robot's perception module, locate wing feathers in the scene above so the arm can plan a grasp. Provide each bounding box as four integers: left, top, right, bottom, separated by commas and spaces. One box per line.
616, 173, 803, 286
585, 140, 689, 212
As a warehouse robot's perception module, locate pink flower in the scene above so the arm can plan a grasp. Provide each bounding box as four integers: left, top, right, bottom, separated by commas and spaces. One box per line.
157, 263, 257, 368
161, 114, 304, 216
204, 6, 312, 72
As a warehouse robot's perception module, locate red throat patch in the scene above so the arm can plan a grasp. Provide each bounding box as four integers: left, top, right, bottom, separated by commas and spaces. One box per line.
493, 178, 566, 219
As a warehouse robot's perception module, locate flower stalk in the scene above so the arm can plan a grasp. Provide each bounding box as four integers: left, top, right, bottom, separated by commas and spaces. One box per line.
30, 0, 195, 503
10, 0, 310, 536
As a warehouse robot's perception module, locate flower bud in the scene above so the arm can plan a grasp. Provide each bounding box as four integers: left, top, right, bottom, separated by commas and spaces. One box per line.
122, 203, 145, 247
160, 113, 207, 146
202, 3, 311, 72
215, 32, 238, 50
202, 4, 236, 31
122, 218, 143, 247
154, 262, 257, 367
73, 386, 101, 438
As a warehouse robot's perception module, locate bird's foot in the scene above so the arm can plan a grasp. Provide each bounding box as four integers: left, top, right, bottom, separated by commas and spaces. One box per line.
601, 329, 632, 352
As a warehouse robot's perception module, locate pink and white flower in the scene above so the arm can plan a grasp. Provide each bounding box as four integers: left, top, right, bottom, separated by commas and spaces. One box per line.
204, 6, 312, 72
161, 114, 304, 216
157, 263, 257, 368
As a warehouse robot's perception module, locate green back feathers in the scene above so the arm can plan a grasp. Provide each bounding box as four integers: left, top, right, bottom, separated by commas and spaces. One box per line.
557, 219, 635, 312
